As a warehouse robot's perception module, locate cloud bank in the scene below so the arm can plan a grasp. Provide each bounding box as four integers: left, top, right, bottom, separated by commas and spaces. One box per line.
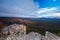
34, 7, 60, 18
0, 0, 60, 18
0, 0, 38, 17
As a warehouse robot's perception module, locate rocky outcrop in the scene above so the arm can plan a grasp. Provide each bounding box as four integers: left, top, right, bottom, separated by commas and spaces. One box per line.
0, 31, 60, 40
1, 24, 26, 36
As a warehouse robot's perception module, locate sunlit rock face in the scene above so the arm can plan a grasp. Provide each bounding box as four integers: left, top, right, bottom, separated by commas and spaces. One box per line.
5, 32, 42, 40
25, 32, 42, 40
45, 31, 59, 40
1, 24, 26, 36
0, 31, 60, 40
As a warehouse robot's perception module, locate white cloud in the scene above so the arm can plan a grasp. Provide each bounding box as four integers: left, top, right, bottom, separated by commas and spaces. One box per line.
44, 12, 60, 18
35, 7, 57, 14
34, 7, 60, 18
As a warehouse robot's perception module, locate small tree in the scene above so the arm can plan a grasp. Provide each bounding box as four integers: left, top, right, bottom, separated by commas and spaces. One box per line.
57, 32, 60, 37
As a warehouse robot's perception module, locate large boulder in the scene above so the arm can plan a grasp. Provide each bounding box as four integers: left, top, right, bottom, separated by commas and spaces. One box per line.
1, 24, 26, 36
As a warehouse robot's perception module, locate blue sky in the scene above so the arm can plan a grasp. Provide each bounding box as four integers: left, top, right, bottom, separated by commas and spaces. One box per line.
34, 0, 60, 8
0, 0, 60, 18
